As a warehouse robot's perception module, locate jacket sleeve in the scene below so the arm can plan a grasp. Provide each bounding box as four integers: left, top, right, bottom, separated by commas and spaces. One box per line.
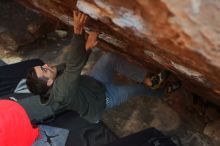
63, 34, 87, 69
52, 34, 88, 104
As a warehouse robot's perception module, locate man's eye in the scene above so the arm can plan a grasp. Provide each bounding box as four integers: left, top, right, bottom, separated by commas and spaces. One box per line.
41, 66, 47, 72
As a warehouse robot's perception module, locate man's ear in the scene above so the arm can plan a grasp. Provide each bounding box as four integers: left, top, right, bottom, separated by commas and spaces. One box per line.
47, 79, 54, 87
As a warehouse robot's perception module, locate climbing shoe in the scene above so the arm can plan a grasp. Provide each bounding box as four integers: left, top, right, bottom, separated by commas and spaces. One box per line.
150, 70, 171, 89
166, 81, 182, 94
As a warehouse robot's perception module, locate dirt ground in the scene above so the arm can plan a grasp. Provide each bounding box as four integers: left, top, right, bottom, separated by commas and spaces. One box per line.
1, 1, 220, 146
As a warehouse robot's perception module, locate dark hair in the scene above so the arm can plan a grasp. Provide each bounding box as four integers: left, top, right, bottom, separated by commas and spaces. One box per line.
26, 67, 50, 95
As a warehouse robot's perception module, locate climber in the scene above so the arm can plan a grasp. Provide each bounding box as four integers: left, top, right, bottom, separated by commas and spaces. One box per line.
26, 10, 181, 123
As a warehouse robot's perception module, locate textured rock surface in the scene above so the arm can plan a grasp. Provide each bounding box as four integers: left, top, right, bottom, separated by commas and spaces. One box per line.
16, 0, 220, 105
102, 91, 216, 146
0, 0, 64, 51
204, 118, 220, 141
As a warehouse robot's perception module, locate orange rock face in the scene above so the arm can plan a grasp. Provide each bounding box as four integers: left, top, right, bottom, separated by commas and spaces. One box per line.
16, 0, 220, 105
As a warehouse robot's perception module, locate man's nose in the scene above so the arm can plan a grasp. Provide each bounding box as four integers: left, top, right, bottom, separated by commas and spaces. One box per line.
43, 64, 48, 68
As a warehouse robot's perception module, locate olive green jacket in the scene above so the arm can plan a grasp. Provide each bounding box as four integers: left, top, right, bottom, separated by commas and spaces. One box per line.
41, 34, 106, 123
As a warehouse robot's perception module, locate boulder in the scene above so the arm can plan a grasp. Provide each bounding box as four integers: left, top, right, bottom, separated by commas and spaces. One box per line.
16, 0, 220, 106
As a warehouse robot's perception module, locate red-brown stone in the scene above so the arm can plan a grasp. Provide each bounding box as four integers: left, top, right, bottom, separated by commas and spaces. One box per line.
16, 0, 220, 105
